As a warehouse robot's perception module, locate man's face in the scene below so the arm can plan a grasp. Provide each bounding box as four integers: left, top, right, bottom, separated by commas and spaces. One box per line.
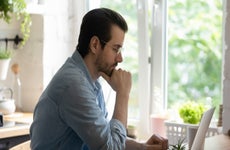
95, 25, 125, 76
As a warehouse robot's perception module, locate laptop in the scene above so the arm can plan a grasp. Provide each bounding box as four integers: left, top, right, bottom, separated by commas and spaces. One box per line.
190, 107, 215, 150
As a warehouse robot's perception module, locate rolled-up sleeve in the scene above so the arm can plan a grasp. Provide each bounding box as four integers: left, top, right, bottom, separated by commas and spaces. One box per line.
108, 119, 127, 149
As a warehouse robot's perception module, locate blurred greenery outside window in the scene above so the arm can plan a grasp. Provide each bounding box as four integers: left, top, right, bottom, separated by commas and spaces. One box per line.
167, 0, 223, 114
88, 0, 223, 119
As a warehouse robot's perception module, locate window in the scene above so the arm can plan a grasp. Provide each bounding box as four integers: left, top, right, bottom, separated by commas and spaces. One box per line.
167, 0, 223, 111
149, 0, 223, 118
87, 0, 223, 137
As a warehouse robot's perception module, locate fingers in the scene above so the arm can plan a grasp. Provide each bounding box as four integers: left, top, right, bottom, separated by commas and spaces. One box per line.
99, 71, 110, 83
99, 68, 132, 93
146, 134, 162, 144
115, 69, 132, 94
146, 134, 168, 150
144, 144, 162, 150
161, 138, 168, 150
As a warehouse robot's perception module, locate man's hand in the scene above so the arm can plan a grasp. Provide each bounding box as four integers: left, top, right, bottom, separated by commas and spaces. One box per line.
99, 68, 132, 94
100, 68, 132, 126
126, 134, 168, 150
144, 134, 168, 150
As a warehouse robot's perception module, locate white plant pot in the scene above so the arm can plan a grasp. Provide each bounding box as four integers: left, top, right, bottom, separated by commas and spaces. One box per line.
0, 59, 11, 80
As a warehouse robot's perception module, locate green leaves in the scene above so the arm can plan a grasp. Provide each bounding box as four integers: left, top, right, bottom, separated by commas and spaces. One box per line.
169, 138, 186, 150
179, 101, 206, 124
0, 49, 12, 59
0, 0, 31, 46
0, 0, 14, 23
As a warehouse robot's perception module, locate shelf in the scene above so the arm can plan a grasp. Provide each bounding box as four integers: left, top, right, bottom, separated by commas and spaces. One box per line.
26, 3, 45, 15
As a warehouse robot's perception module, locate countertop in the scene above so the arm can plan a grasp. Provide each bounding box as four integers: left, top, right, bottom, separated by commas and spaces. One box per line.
0, 112, 33, 139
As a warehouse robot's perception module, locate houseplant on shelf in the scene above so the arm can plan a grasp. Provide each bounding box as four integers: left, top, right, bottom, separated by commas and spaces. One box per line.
0, 48, 12, 80
0, 0, 31, 46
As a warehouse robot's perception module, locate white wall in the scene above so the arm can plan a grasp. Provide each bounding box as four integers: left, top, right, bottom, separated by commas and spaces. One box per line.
0, 1, 87, 112
43, 0, 87, 89
0, 14, 44, 112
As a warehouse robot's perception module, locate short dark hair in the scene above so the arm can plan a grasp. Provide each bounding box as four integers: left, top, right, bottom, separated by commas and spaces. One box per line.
76, 8, 128, 58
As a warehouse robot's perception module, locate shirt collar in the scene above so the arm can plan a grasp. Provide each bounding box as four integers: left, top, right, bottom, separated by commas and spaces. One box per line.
71, 50, 101, 91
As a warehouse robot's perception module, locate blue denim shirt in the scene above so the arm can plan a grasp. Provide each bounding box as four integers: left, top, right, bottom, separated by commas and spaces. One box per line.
30, 51, 127, 150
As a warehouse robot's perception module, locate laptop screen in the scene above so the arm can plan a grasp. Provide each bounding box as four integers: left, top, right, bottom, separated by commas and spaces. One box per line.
191, 107, 215, 150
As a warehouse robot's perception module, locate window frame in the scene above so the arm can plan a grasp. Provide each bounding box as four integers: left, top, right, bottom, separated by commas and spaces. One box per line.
85, 0, 225, 137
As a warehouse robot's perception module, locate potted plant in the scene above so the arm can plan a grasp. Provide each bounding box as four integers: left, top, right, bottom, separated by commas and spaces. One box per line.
168, 138, 186, 150
164, 101, 207, 146
179, 101, 206, 124
0, 0, 31, 45
0, 48, 12, 80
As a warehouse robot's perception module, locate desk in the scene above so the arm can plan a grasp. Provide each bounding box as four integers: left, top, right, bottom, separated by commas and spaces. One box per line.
0, 112, 33, 149
204, 134, 230, 150
0, 112, 32, 139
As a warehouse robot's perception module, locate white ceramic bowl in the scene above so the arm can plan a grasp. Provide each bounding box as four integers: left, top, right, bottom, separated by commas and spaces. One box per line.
0, 99, 16, 115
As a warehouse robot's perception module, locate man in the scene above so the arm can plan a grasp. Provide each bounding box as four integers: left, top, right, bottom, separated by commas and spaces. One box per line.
30, 8, 168, 150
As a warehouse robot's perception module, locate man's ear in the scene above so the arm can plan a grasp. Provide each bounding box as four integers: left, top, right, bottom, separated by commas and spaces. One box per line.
89, 36, 100, 54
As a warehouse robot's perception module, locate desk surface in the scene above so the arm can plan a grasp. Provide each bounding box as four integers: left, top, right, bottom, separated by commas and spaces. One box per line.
204, 134, 230, 150
0, 112, 33, 139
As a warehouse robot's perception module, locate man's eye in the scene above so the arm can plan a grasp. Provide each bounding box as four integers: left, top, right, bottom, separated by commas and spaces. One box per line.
113, 48, 119, 53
